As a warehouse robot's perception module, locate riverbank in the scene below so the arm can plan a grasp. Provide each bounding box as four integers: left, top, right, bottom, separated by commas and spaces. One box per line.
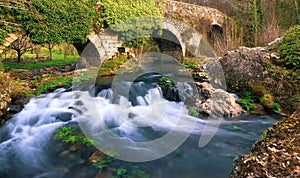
231, 111, 300, 177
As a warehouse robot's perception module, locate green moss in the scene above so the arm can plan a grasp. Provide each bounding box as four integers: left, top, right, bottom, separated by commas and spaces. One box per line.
261, 94, 274, 110
258, 130, 268, 142
250, 83, 267, 99
36, 76, 73, 95
188, 107, 199, 117
98, 56, 127, 75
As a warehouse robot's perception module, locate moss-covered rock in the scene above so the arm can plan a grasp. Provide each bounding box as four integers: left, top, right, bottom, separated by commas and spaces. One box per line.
261, 94, 274, 111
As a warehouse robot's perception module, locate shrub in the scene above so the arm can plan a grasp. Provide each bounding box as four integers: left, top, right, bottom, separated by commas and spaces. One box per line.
237, 91, 255, 111
273, 102, 281, 112
159, 76, 173, 89
237, 99, 255, 111
10, 80, 31, 99
0, 72, 31, 119
277, 25, 300, 68
261, 94, 274, 111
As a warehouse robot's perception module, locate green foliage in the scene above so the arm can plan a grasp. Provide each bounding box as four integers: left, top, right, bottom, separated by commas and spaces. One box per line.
252, 0, 264, 46
94, 156, 115, 170
98, 56, 127, 75
188, 107, 199, 117
237, 92, 255, 111
18, 0, 96, 45
277, 25, 300, 68
261, 94, 274, 110
273, 102, 281, 112
181, 58, 200, 69
36, 76, 73, 95
112, 165, 150, 178
159, 76, 173, 89
114, 168, 127, 177
98, 0, 165, 42
0, 1, 18, 45
54, 126, 94, 147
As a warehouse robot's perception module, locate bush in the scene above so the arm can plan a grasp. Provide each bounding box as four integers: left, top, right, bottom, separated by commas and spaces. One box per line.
273, 103, 281, 112
237, 91, 255, 111
159, 76, 173, 89
261, 94, 274, 111
277, 25, 300, 68
0, 72, 31, 119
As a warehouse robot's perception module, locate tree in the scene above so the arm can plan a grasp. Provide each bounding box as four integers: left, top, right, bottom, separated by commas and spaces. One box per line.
98, 0, 166, 49
277, 25, 300, 68
17, 0, 97, 59
9, 35, 33, 62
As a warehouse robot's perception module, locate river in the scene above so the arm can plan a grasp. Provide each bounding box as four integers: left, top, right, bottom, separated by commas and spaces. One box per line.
0, 73, 278, 178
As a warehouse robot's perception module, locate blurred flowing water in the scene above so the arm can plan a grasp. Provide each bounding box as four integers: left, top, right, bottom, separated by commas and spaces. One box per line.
0, 74, 278, 178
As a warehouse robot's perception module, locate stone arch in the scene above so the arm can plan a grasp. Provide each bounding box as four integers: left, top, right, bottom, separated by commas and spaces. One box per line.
160, 21, 186, 59
208, 23, 224, 48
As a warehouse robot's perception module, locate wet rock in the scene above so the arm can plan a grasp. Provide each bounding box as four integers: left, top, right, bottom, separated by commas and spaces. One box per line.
197, 89, 244, 118
190, 65, 209, 82
9, 105, 21, 113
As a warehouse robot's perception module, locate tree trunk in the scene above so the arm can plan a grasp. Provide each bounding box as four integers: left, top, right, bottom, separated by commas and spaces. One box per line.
48, 43, 54, 60
17, 51, 22, 63
49, 48, 53, 60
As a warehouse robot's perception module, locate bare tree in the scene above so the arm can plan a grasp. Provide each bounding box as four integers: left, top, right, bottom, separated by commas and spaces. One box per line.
9, 35, 33, 63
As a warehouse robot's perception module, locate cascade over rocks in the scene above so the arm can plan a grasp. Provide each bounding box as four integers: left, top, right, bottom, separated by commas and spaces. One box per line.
159, 64, 244, 118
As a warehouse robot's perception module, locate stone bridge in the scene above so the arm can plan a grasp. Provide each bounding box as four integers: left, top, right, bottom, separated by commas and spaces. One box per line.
85, 0, 235, 62
1, 0, 238, 60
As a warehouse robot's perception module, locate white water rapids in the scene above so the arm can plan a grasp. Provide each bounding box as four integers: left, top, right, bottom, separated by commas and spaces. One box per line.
0, 81, 276, 177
